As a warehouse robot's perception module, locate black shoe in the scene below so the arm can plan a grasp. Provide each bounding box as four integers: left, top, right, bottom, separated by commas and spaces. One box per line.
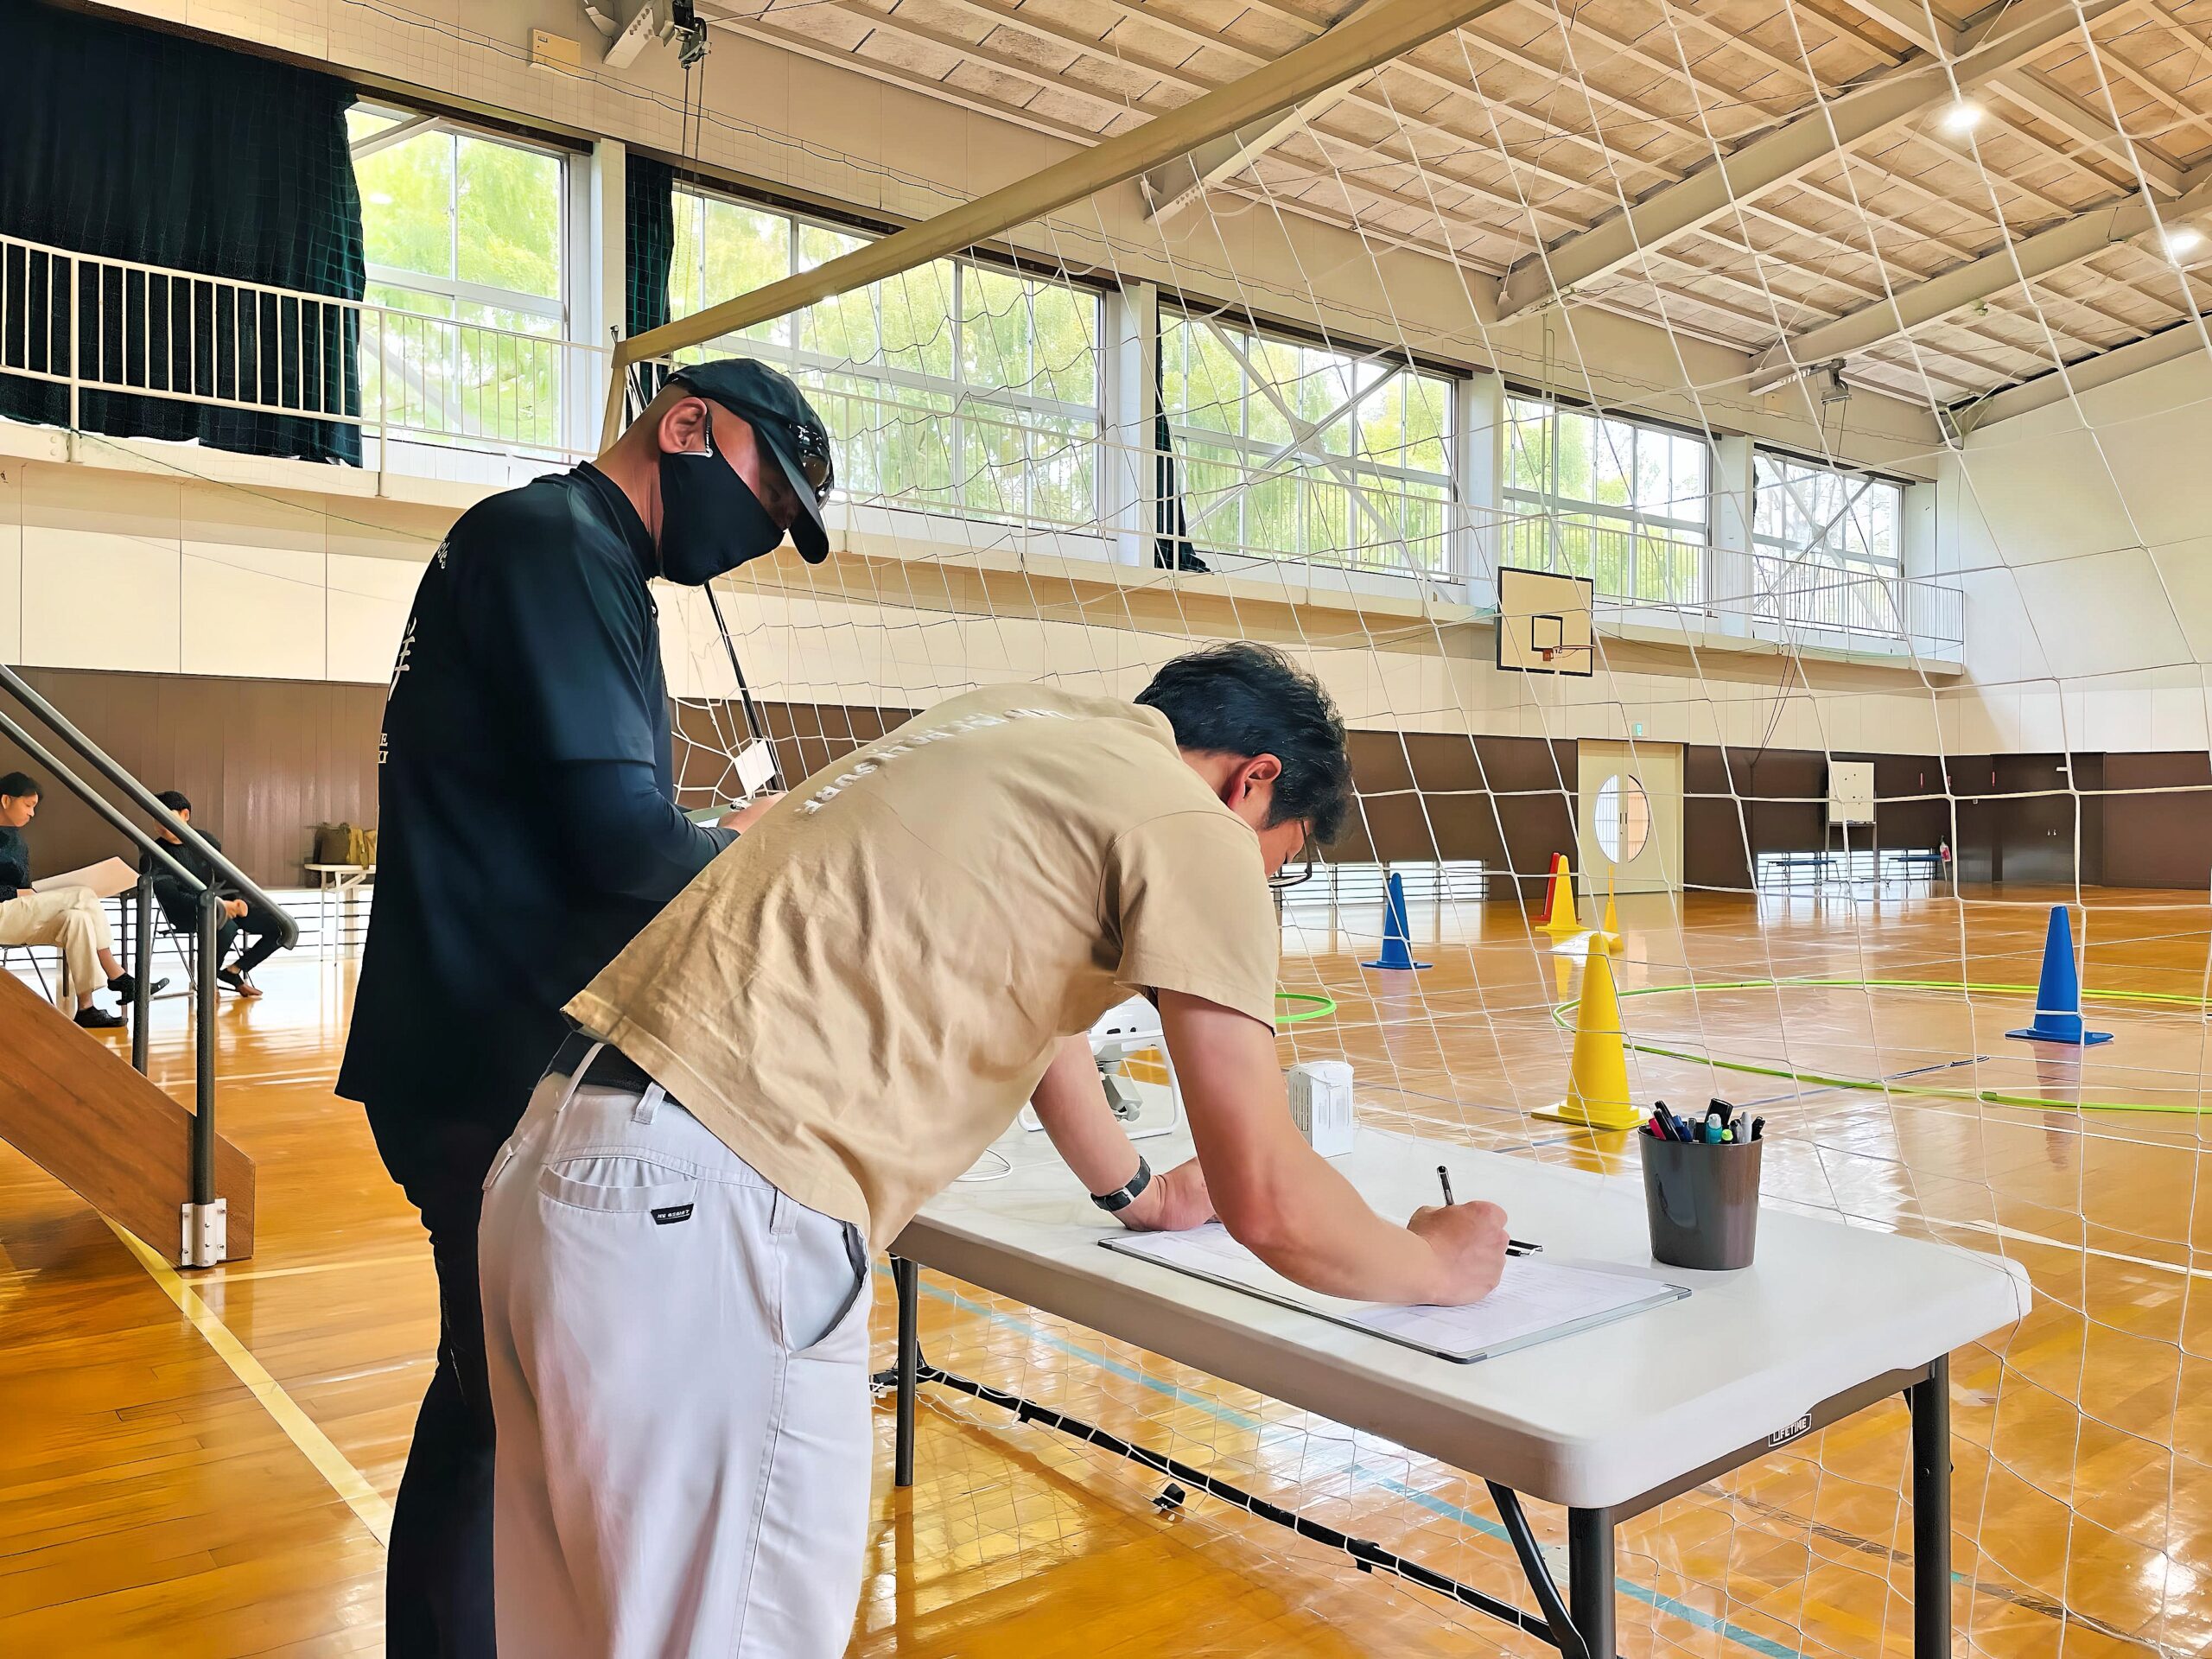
74, 1006, 125, 1030
105, 973, 169, 1001
218, 967, 247, 995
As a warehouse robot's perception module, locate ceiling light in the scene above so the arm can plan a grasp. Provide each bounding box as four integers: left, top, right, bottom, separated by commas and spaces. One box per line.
1939, 101, 1985, 134
2163, 227, 2205, 261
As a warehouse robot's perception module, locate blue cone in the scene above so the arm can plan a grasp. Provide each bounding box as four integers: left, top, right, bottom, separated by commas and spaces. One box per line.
1362, 870, 1431, 971
2006, 905, 2112, 1046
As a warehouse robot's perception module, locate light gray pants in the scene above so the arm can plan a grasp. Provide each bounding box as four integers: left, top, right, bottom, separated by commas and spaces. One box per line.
480, 1052, 876, 1659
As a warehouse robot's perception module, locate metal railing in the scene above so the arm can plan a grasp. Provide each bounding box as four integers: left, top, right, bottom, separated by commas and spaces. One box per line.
0, 232, 611, 480
1495, 512, 1966, 659
3, 232, 1969, 651
0, 663, 296, 1268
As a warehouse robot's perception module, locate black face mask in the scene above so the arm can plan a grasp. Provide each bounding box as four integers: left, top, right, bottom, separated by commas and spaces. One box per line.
655, 410, 787, 586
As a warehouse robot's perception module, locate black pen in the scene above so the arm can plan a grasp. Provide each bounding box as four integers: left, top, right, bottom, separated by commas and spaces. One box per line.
1442, 1164, 1537, 1255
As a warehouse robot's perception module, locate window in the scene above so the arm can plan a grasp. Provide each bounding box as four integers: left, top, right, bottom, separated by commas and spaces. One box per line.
668, 188, 1102, 529
1160, 311, 1454, 573
1504, 396, 1708, 604
1751, 452, 1905, 636
350, 106, 568, 453
1752, 452, 1901, 569
1594, 774, 1651, 862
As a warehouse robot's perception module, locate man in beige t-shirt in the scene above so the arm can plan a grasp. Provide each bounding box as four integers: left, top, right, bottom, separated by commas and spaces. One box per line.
476, 644, 1510, 1659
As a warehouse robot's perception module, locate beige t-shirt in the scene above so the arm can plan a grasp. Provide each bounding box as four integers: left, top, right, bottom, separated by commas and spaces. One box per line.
567, 683, 1282, 1249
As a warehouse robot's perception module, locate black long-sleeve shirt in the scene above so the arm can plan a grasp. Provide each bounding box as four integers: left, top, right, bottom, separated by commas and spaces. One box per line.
338, 463, 734, 1143
139, 831, 230, 931
0, 827, 29, 903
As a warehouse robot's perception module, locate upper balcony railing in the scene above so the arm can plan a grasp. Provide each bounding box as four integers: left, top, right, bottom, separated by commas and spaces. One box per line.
0, 233, 1964, 660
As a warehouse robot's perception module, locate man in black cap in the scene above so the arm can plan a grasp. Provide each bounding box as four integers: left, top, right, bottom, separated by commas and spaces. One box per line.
338, 358, 834, 1658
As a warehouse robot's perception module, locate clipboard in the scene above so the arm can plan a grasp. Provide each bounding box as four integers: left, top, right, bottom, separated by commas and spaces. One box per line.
30, 856, 138, 900
1102, 1224, 1689, 1364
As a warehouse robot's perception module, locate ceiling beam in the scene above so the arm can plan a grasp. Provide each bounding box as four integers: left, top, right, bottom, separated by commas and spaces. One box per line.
1748, 163, 2212, 389
1494, 0, 2124, 319
1141, 0, 1387, 220
1986, 68, 2185, 194
614, 0, 1521, 416
1821, 0, 1957, 56
1953, 317, 2212, 430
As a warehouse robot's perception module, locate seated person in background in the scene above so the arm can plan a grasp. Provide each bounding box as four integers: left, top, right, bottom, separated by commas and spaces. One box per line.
144, 791, 286, 998
0, 771, 160, 1029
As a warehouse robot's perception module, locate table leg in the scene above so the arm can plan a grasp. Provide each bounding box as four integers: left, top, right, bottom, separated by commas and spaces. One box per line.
1910, 1356, 1953, 1657
893, 1255, 920, 1489
1567, 1507, 1615, 1659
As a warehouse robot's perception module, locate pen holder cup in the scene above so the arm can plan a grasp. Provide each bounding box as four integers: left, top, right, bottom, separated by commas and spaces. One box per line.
1640, 1134, 1763, 1271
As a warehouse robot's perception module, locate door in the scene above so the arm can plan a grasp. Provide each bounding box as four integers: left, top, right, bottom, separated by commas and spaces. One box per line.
1577, 740, 1683, 895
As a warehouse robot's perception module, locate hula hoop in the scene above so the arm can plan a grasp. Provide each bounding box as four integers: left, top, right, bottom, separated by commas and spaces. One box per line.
1548, 976, 2212, 1116
1277, 991, 1338, 1025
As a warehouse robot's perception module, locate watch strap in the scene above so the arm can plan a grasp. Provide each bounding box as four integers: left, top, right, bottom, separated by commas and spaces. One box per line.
1090, 1154, 1154, 1213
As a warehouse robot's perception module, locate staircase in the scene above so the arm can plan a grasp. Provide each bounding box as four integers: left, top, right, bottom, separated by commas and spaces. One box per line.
0, 968, 257, 1258
0, 663, 293, 1266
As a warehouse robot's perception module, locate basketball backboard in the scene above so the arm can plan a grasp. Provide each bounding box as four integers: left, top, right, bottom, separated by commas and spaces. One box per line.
1496, 565, 1595, 677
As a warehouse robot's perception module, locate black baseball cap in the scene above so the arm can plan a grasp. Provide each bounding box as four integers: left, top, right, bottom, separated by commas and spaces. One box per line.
667, 359, 836, 563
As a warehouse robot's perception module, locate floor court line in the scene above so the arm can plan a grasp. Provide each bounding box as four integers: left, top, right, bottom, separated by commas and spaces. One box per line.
106, 1220, 395, 1548
199, 1251, 424, 1283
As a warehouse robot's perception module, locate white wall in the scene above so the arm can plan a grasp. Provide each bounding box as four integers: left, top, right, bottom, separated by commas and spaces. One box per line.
3, 441, 1955, 771
0, 457, 434, 685
1937, 350, 2212, 754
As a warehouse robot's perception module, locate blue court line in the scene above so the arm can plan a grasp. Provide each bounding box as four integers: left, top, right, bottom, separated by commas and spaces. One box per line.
889, 1268, 1804, 1657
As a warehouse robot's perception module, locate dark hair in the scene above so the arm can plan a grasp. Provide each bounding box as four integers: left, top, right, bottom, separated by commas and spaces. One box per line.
155, 790, 192, 814
0, 771, 38, 800
1136, 644, 1352, 845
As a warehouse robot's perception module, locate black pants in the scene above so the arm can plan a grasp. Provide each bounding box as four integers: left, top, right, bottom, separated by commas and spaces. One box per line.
219, 902, 286, 976
163, 903, 286, 976
369, 1108, 515, 1659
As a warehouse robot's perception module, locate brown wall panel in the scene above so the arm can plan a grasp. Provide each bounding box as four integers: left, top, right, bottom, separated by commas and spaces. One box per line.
0, 670, 383, 887
1683, 747, 1957, 893
1335, 732, 1574, 899
14, 666, 2201, 904
2099, 753, 2209, 889
1976, 753, 2102, 886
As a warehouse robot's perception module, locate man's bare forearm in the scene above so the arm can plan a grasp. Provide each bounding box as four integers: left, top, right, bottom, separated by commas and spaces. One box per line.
1160, 991, 1504, 1306
1028, 1035, 1141, 1194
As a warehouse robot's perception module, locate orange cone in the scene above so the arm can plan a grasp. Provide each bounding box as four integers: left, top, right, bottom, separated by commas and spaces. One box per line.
1535, 935, 1639, 1130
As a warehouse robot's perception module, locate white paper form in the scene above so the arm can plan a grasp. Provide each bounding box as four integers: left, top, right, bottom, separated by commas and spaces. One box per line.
1103, 1223, 1688, 1363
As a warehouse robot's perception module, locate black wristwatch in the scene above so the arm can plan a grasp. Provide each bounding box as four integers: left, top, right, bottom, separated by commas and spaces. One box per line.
1090, 1154, 1154, 1214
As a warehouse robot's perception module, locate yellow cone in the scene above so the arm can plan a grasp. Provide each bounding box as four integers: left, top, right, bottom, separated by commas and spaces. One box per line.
1602, 870, 1619, 938
1535, 936, 1640, 1130
1541, 855, 1581, 938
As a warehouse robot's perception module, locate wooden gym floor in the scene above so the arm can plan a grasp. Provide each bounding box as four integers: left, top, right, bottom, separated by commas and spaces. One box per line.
2, 883, 2206, 1656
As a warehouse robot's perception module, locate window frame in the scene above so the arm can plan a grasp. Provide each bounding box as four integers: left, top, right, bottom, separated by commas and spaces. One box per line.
1501, 391, 1713, 606
352, 103, 571, 329
668, 182, 1106, 531
1158, 304, 1459, 575
1751, 448, 1905, 574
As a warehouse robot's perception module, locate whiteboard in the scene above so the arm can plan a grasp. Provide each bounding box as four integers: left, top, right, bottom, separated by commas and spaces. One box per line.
1827, 760, 1876, 826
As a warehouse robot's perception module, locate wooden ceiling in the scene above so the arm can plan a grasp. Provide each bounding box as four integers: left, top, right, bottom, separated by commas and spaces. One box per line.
706, 0, 2212, 410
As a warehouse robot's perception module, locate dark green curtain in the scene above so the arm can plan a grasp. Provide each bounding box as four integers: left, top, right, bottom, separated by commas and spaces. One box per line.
1154, 350, 1207, 572
624, 152, 677, 412
0, 3, 365, 463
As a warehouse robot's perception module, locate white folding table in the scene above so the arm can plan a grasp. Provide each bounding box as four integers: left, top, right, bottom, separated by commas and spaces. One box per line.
884, 1125, 2031, 1658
